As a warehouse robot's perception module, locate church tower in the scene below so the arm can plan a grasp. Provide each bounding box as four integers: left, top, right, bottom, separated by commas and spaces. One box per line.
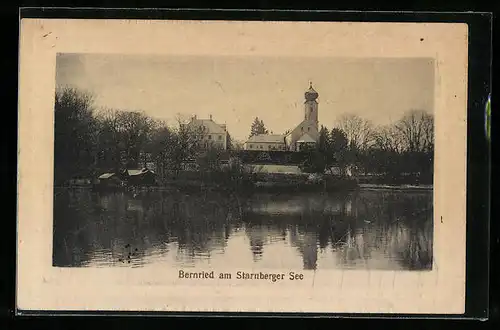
304, 82, 319, 126
286, 82, 321, 151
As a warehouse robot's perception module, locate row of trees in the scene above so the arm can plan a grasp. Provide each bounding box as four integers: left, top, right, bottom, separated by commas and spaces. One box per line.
306, 111, 434, 182
55, 87, 434, 186
245, 110, 434, 181
54, 87, 234, 185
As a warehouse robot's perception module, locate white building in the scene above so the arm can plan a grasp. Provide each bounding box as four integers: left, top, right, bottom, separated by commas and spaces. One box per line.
244, 134, 287, 151
185, 114, 228, 150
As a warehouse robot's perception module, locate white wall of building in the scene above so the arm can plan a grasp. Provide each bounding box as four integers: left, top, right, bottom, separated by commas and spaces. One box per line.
244, 142, 286, 151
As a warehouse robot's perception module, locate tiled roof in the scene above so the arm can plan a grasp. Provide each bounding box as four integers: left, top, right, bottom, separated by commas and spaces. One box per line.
127, 168, 155, 176
297, 133, 316, 143
188, 118, 226, 134
246, 134, 286, 144
288, 119, 319, 137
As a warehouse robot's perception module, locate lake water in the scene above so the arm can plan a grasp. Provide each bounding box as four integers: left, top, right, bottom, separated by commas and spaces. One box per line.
53, 187, 433, 271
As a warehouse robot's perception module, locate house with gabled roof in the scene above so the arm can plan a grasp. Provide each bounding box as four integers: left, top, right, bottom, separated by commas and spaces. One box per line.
184, 114, 228, 150
96, 168, 157, 188
124, 168, 157, 186
244, 134, 287, 151
96, 172, 125, 188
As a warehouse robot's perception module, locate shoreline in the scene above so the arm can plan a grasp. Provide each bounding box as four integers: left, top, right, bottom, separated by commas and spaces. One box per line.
55, 181, 433, 193
358, 183, 433, 191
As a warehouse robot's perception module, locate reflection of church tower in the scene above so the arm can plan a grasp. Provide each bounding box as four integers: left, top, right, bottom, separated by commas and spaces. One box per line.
304, 82, 319, 126
246, 226, 266, 261
289, 227, 318, 270
250, 238, 264, 261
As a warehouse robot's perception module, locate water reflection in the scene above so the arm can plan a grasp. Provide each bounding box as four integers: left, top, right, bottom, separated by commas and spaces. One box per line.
53, 187, 433, 270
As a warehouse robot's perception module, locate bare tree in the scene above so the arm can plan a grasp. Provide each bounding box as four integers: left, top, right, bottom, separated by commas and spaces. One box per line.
94, 107, 122, 170
115, 111, 159, 167
94, 108, 163, 171
373, 124, 403, 153
336, 114, 375, 151
421, 112, 434, 153
394, 110, 434, 153
230, 139, 244, 151
175, 113, 205, 154
153, 113, 205, 175
54, 87, 98, 184
149, 125, 177, 182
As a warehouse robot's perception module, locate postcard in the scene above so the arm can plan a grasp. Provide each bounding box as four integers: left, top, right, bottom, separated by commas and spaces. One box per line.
17, 18, 468, 314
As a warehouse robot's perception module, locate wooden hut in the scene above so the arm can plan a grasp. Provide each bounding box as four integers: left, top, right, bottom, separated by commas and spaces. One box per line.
126, 168, 157, 186
96, 172, 124, 188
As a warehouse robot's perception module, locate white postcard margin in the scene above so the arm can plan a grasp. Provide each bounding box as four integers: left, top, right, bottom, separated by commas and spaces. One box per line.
17, 19, 468, 314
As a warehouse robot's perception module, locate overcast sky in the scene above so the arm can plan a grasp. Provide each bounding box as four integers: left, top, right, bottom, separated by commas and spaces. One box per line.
55, 53, 434, 141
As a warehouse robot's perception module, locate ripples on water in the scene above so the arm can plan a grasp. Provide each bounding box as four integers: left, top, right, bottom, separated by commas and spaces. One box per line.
53, 187, 433, 271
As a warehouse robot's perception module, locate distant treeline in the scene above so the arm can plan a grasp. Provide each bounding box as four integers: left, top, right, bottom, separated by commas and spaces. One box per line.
54, 87, 434, 185
306, 111, 434, 183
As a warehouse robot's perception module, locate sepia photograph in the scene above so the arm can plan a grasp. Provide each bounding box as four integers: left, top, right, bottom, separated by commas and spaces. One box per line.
17, 18, 469, 314
53, 54, 434, 272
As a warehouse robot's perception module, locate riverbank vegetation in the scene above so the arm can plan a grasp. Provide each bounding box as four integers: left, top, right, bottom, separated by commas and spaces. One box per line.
54, 87, 434, 188
304, 111, 434, 184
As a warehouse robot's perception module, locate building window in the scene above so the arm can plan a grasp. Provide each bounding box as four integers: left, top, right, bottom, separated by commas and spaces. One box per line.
218, 135, 222, 140
208, 135, 212, 140
308, 127, 310, 132
250, 144, 253, 149
301, 127, 304, 132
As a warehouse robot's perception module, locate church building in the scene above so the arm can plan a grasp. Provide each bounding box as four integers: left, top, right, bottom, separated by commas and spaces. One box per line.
243, 82, 320, 152
285, 82, 320, 151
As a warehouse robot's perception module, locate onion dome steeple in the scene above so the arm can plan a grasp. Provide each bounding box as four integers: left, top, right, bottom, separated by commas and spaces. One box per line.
305, 81, 319, 101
